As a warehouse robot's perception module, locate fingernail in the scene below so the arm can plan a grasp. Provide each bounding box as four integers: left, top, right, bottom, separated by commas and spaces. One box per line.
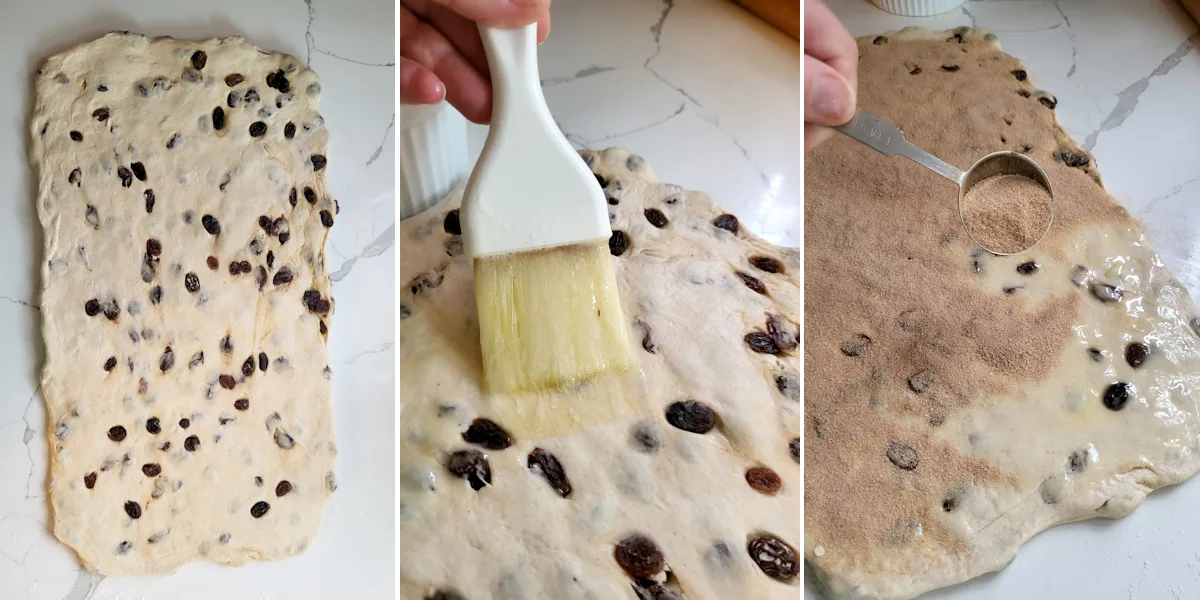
812, 74, 849, 122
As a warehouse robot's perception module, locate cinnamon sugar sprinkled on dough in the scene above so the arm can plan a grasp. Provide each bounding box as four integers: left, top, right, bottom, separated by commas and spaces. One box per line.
805, 28, 1097, 573
961, 174, 1052, 254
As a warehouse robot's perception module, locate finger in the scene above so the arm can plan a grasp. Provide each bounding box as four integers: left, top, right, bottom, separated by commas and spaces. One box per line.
804, 0, 857, 90
804, 54, 855, 127
408, 0, 549, 27
401, 8, 493, 123
805, 123, 835, 152
400, 57, 446, 105
423, 3, 491, 75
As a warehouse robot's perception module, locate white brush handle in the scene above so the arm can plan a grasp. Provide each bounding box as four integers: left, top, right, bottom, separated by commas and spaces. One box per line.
462, 23, 611, 258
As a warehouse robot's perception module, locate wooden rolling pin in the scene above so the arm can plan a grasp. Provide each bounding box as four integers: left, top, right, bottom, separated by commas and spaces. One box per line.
732, 0, 799, 40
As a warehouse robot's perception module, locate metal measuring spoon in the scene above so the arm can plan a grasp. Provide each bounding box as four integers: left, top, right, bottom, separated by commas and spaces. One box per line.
834, 110, 1054, 255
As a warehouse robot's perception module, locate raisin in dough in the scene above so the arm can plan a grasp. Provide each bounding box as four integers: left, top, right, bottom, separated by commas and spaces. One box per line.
32, 33, 338, 576
399, 148, 801, 600
804, 27, 1200, 600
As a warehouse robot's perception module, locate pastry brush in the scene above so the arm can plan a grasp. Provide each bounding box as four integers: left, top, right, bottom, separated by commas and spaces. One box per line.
462, 23, 637, 395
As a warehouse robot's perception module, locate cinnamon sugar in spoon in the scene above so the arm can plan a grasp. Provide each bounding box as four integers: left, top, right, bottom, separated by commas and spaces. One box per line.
835, 109, 1054, 255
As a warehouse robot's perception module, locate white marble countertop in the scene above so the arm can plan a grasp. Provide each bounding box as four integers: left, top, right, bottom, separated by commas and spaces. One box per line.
813, 1, 1200, 598
466, 0, 802, 248
0, 1, 395, 599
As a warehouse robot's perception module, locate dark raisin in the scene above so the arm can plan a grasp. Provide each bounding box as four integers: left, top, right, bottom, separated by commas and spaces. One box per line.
840, 334, 871, 357
275, 480, 292, 497
91, 108, 111, 123
766, 314, 797, 351
1038, 95, 1057, 109
735, 271, 766, 294
1011, 69, 1027, 81
425, 591, 467, 600
941, 65, 960, 72
149, 285, 162, 305
225, 73, 244, 86
220, 335, 233, 354
789, 438, 801, 463
288, 187, 298, 206
311, 155, 327, 171
909, 66, 922, 75
273, 266, 294, 286
159, 346, 175, 372
68, 168, 82, 187
219, 375, 236, 389
227, 261, 241, 275
886, 442, 919, 470
320, 210, 334, 227
85, 299, 101, 316
84, 472, 97, 489
108, 425, 127, 442
873, 35, 888, 45
1103, 382, 1131, 410
1018, 89, 1031, 98
244, 88, 260, 104
630, 421, 662, 453
118, 166, 133, 187
747, 535, 798, 581
142, 463, 161, 477
744, 332, 780, 354
102, 300, 120, 321
201, 215, 221, 235
189, 351, 204, 369
131, 162, 147, 182
595, 173, 609, 188
750, 255, 784, 273
266, 69, 289, 93
304, 186, 317, 204
184, 272, 200, 293
664, 400, 716, 434
103, 356, 117, 372
462, 418, 513, 450
609, 230, 630, 256
1017, 261, 1040, 274
527, 448, 572, 497
69, 130, 83, 142
1125, 342, 1149, 368
908, 370, 935, 393
1057, 150, 1089, 167
446, 449, 491, 490
190, 50, 207, 70
234, 398, 249, 411
212, 107, 226, 131
443, 209, 462, 235
242, 356, 255, 377
1088, 348, 1105, 362
184, 435, 200, 451
258, 352, 268, 372
166, 133, 179, 149
712, 213, 739, 233
614, 534, 664, 579
745, 466, 782, 494
143, 239, 162, 257
249, 121, 267, 137
250, 501, 270, 518
644, 208, 668, 228
1068, 448, 1089, 473
1090, 282, 1122, 303
144, 189, 156, 213
284, 122, 296, 139
775, 373, 801, 401
256, 266, 268, 289
124, 501, 142, 519
146, 418, 161, 434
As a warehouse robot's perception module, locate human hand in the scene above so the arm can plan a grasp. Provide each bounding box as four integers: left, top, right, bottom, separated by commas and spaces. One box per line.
804, 0, 856, 152
401, 0, 552, 124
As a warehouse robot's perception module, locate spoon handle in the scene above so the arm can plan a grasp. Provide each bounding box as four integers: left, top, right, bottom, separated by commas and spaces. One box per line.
835, 110, 965, 184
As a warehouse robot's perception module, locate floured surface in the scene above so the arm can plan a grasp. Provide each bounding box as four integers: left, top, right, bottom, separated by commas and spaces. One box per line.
32, 32, 338, 576
399, 148, 801, 599
804, 27, 1200, 600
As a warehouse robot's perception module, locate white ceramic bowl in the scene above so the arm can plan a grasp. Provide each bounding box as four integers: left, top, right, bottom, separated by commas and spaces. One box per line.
870, 0, 967, 16
399, 101, 469, 220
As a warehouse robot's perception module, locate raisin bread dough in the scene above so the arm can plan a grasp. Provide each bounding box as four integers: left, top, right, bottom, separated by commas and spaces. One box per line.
804, 27, 1200, 599
32, 33, 338, 576
399, 148, 801, 599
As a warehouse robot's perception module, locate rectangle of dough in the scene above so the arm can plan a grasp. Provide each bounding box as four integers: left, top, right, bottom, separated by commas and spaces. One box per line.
31, 32, 338, 576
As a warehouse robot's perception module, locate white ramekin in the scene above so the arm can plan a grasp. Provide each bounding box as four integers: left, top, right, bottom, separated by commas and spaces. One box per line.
399, 101, 469, 220
870, 0, 967, 16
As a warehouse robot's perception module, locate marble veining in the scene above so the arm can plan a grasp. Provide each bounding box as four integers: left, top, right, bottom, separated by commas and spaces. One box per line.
0, 1, 395, 599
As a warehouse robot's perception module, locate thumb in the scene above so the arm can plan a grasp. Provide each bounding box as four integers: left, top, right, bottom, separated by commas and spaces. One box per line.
428, 0, 548, 27
804, 54, 855, 127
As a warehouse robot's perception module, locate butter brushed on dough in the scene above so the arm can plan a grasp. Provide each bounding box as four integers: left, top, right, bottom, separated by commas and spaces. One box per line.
32, 32, 337, 576
399, 148, 802, 599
